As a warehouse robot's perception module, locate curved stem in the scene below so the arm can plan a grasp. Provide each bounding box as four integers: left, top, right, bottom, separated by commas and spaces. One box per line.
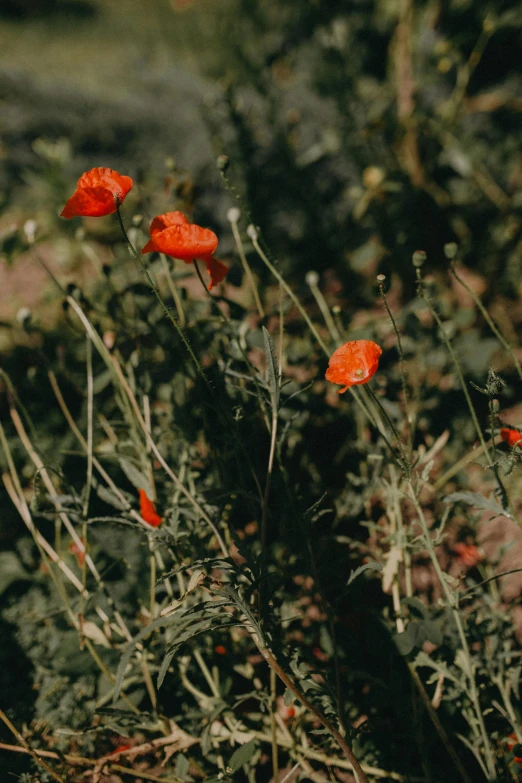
256, 644, 369, 783
114, 204, 211, 394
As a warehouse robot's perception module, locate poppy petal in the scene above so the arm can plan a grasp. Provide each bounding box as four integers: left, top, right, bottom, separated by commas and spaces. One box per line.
141, 237, 159, 254
77, 168, 133, 202
204, 255, 229, 289
150, 211, 189, 235
60, 187, 119, 219
139, 489, 162, 528
60, 168, 133, 219
143, 223, 219, 261
500, 428, 522, 448
325, 340, 382, 391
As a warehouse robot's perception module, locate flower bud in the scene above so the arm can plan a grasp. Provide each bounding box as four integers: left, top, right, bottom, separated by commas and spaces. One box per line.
226, 207, 241, 223
23, 220, 37, 244
246, 224, 258, 241
217, 154, 229, 172
443, 242, 458, 260
16, 307, 32, 326
412, 250, 427, 267
305, 270, 319, 286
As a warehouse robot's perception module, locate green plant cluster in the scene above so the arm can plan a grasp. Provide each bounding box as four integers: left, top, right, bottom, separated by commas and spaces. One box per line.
1, 2, 522, 782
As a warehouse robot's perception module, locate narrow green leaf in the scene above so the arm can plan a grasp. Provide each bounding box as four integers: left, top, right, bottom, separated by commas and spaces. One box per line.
347, 560, 383, 586
262, 326, 280, 410
119, 457, 153, 497
228, 740, 257, 773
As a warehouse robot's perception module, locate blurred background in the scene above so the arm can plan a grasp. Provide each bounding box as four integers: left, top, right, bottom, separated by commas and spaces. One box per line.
1, 0, 521, 335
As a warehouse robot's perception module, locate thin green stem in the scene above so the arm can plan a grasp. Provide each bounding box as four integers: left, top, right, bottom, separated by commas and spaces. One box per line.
378, 280, 412, 451
365, 385, 411, 477
249, 228, 330, 355
228, 211, 265, 318
450, 261, 522, 383
255, 644, 369, 783
115, 204, 211, 393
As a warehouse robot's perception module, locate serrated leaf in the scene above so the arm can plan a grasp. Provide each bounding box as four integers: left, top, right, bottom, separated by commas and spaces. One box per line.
347, 560, 383, 586
186, 569, 204, 593
228, 740, 257, 772
114, 613, 185, 703
157, 648, 177, 690
444, 491, 505, 515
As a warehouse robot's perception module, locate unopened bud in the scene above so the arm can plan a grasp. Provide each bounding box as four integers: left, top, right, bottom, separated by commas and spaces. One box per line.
16, 307, 32, 326
23, 220, 37, 244
226, 207, 241, 223
443, 242, 458, 260
305, 270, 319, 286
132, 214, 143, 227
376, 274, 386, 283
217, 155, 229, 172
362, 166, 385, 189
491, 399, 500, 413
412, 250, 427, 267
246, 224, 258, 241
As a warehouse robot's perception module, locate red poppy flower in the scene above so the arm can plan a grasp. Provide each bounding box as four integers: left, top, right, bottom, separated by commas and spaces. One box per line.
454, 542, 482, 568
60, 168, 133, 219
139, 489, 162, 528
141, 211, 228, 290
500, 428, 522, 448
214, 645, 227, 655
325, 339, 382, 393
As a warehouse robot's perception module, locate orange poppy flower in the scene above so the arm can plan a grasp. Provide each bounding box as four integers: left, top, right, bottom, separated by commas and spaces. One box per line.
325, 339, 382, 393
139, 489, 162, 528
500, 428, 522, 448
60, 168, 133, 219
454, 542, 482, 568
141, 211, 228, 290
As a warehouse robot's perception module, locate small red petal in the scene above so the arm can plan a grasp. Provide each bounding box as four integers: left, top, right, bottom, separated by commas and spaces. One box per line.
500, 428, 522, 448
139, 489, 162, 527
147, 223, 218, 260
61, 187, 117, 218
150, 211, 189, 235
77, 168, 133, 201
142, 237, 159, 254
111, 744, 132, 754
204, 255, 229, 289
